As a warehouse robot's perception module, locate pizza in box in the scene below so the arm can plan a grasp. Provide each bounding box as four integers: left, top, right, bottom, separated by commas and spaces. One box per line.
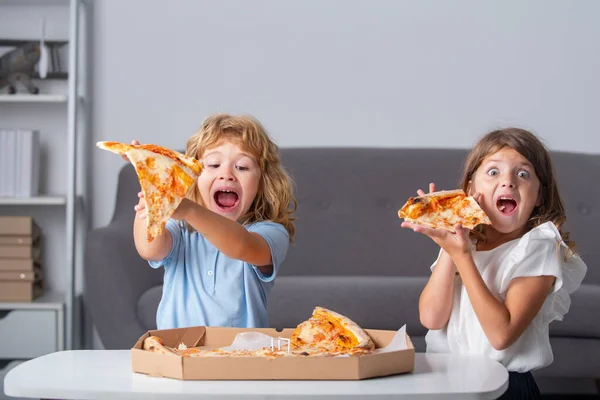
142, 307, 376, 358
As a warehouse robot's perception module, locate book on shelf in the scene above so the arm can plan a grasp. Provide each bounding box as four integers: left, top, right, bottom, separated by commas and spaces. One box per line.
0, 128, 40, 198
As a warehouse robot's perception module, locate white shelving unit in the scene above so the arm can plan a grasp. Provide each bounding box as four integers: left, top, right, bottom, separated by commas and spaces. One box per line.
0, 197, 67, 206
0, 94, 68, 103
0, 0, 91, 364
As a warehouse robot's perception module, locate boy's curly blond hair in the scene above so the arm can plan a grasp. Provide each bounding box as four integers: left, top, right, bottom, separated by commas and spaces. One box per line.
183, 113, 297, 242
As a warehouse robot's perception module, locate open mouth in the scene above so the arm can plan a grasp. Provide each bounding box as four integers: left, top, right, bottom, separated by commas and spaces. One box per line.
496, 196, 518, 215
214, 190, 240, 211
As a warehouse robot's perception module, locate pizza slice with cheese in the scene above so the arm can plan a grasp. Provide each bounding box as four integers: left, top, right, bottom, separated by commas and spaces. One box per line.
97, 141, 203, 242
398, 189, 491, 232
289, 306, 375, 355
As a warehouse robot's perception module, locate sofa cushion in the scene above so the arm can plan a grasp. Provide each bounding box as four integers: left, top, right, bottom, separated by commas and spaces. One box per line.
267, 276, 429, 337
533, 337, 600, 378
549, 283, 600, 339
136, 285, 162, 331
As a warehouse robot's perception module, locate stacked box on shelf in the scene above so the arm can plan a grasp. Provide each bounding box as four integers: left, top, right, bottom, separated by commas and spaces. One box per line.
0, 216, 43, 302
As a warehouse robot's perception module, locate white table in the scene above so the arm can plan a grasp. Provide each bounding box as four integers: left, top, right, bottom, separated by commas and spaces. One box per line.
4, 350, 508, 399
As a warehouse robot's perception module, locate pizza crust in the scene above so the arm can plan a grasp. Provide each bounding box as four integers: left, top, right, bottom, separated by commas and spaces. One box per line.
143, 336, 178, 355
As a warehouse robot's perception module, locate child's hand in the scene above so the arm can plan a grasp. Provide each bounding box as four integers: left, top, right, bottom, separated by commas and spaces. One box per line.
122, 140, 140, 163
417, 182, 436, 197
134, 191, 147, 219
401, 182, 472, 258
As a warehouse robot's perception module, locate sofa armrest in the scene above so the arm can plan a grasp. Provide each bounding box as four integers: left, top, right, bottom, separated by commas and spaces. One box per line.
84, 223, 163, 349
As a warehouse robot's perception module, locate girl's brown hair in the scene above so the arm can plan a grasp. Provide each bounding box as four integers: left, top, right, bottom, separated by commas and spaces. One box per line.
460, 127, 576, 258
184, 113, 297, 242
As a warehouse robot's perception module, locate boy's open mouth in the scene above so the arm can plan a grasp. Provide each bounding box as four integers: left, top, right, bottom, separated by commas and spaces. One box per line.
497, 196, 517, 215
214, 190, 239, 210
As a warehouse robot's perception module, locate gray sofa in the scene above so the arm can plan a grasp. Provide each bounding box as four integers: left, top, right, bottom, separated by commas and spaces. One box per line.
84, 148, 600, 382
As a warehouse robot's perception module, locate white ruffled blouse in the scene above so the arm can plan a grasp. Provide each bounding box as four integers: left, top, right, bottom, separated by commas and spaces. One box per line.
425, 221, 587, 372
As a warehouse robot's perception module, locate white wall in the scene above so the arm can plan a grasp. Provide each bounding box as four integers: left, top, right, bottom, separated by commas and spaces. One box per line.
91, 0, 600, 228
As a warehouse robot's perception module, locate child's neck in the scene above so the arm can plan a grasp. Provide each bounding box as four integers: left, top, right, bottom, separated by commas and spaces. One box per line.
477, 225, 527, 251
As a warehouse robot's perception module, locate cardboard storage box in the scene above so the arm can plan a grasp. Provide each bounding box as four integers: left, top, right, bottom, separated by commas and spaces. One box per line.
0, 265, 43, 302
132, 326, 415, 380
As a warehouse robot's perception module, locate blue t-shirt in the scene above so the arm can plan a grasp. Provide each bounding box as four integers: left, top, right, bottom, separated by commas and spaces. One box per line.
148, 219, 289, 330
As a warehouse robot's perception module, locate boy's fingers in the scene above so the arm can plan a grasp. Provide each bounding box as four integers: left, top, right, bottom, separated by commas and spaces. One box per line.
417, 189, 425, 196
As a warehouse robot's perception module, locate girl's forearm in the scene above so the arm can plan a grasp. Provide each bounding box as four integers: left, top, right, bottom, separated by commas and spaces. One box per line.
419, 250, 457, 330
452, 254, 511, 349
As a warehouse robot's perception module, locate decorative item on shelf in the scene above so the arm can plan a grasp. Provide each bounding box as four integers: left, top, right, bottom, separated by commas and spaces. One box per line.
0, 18, 69, 95
0, 216, 43, 302
0, 128, 40, 198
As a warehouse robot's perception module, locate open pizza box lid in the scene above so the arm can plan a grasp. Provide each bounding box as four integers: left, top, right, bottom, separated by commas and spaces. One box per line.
131, 325, 415, 380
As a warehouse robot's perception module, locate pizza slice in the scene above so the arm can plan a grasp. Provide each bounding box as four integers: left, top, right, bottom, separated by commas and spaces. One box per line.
398, 189, 491, 232
142, 336, 180, 355
289, 306, 375, 354
97, 141, 203, 242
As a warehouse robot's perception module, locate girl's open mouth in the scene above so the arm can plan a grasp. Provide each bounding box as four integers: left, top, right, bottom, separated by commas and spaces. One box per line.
497, 196, 518, 215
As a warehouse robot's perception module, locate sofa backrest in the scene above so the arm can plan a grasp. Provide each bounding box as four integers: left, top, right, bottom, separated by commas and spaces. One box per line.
108, 147, 599, 283
278, 148, 600, 284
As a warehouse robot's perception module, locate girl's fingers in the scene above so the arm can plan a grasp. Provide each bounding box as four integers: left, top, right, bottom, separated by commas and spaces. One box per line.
138, 211, 146, 219
416, 183, 436, 197
400, 221, 414, 229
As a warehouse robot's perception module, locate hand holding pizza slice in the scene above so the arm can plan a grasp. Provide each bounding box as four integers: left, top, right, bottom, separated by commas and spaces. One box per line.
398, 189, 491, 232
97, 141, 203, 242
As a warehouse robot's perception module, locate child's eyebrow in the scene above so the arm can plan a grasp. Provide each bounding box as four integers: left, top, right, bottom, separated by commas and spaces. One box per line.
485, 159, 533, 168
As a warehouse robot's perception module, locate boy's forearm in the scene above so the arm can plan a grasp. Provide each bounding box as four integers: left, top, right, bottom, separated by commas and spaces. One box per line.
183, 204, 253, 255
133, 212, 172, 261
419, 250, 456, 330
181, 201, 271, 266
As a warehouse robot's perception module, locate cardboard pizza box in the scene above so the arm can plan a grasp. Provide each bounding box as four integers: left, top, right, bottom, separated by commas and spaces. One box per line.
131, 326, 415, 380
